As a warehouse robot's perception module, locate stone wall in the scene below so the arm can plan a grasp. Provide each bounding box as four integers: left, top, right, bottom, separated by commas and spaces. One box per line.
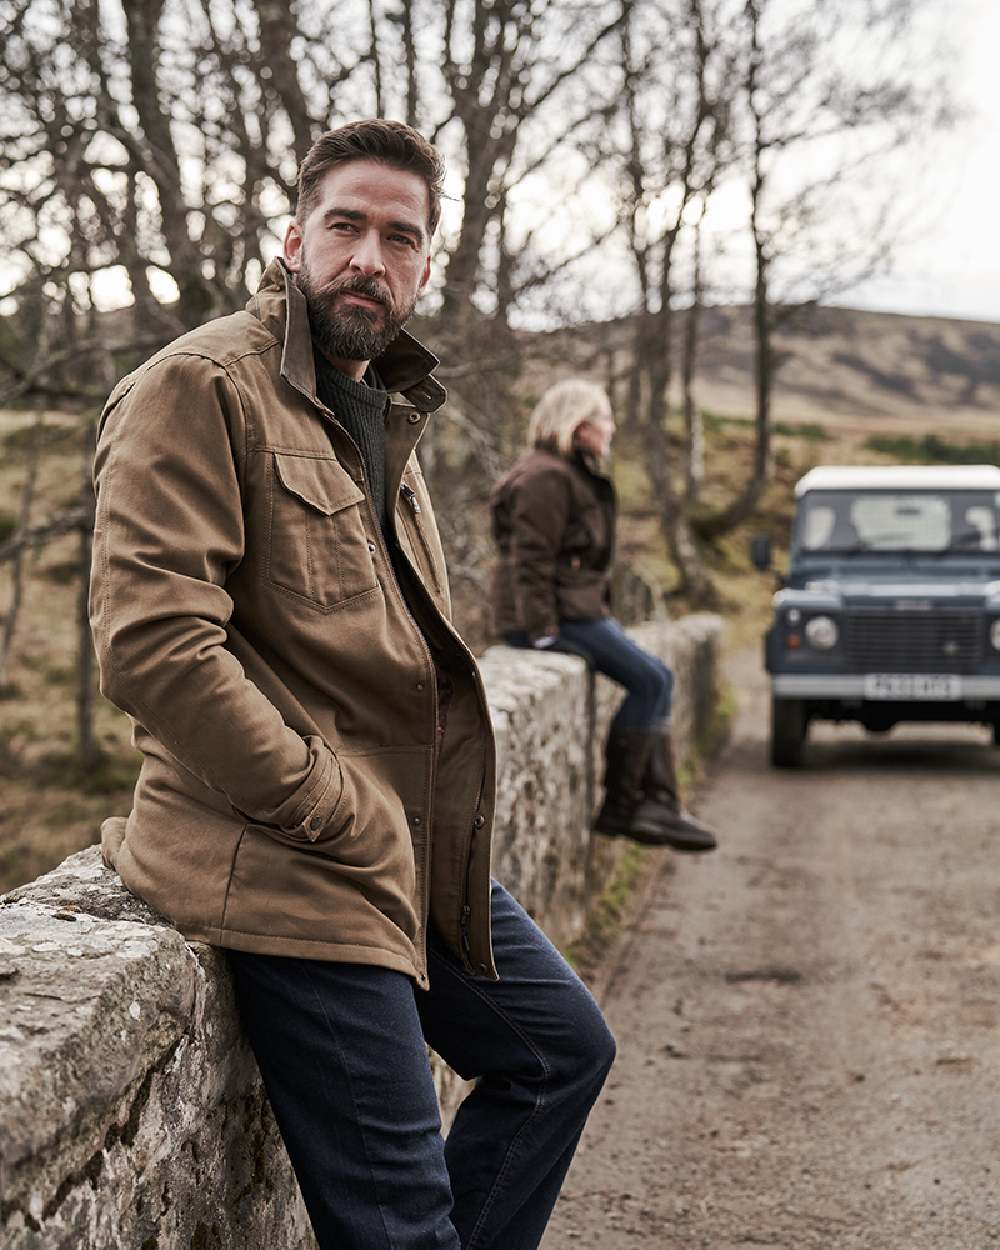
0, 616, 722, 1250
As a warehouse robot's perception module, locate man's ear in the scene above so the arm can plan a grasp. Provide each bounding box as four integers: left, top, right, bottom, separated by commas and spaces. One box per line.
418, 254, 431, 293
284, 218, 304, 271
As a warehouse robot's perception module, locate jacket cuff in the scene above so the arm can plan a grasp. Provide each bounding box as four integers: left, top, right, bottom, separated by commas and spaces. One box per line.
278, 737, 347, 842
237, 736, 349, 845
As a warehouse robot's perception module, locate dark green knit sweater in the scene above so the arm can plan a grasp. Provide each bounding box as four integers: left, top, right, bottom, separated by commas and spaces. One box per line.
314, 349, 389, 532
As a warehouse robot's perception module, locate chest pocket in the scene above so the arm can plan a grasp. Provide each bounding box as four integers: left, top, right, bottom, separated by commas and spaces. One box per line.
266, 452, 378, 611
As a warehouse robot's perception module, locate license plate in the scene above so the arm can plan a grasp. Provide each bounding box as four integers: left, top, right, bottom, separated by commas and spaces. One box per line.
864, 674, 961, 700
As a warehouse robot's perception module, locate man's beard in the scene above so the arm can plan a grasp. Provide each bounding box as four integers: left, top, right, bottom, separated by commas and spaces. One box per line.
296, 256, 416, 362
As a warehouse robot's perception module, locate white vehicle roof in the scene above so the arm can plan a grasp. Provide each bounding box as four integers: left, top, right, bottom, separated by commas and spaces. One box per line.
794, 464, 1000, 497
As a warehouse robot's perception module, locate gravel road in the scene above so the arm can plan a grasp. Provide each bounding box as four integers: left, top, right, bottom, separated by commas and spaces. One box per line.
543, 649, 1000, 1249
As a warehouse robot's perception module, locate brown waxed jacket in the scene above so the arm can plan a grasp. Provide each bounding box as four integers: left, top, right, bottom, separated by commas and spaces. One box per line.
491, 448, 616, 641
90, 258, 497, 987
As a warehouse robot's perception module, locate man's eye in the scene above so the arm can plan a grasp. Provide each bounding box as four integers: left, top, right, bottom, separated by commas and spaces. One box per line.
330, 221, 356, 233
390, 234, 417, 248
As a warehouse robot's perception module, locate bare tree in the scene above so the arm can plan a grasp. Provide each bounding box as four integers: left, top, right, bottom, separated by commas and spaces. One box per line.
693, 0, 945, 540
681, 196, 707, 503
435, 0, 624, 322
0, 0, 373, 397
614, 0, 735, 603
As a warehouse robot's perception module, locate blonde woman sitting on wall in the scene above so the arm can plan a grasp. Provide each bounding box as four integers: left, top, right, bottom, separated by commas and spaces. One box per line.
490, 378, 718, 853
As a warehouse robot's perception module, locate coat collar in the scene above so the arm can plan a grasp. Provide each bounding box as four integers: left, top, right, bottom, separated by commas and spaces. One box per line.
246, 257, 447, 413
531, 445, 613, 487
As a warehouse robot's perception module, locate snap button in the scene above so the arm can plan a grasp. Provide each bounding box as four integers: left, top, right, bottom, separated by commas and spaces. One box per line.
412, 815, 422, 827
367, 540, 377, 553
309, 815, 322, 832
407, 412, 421, 424
473, 814, 486, 829
415, 682, 425, 692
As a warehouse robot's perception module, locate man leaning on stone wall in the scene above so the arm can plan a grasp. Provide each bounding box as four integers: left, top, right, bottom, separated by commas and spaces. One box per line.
90, 118, 615, 1250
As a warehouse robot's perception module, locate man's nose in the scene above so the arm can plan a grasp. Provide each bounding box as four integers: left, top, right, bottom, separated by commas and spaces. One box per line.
349, 231, 386, 276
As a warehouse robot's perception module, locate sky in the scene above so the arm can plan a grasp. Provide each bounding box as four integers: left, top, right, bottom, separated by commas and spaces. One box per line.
4, 0, 997, 328
479, 0, 1000, 329
846, 0, 1000, 322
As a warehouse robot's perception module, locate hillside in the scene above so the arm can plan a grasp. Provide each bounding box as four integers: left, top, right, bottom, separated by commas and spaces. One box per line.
5, 301, 999, 433
530, 303, 1000, 436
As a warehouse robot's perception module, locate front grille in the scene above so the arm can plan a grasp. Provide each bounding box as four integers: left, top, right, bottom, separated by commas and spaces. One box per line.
842, 610, 982, 673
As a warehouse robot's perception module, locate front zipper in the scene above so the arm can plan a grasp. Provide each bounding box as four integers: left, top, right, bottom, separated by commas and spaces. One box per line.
459, 903, 472, 964
457, 771, 487, 972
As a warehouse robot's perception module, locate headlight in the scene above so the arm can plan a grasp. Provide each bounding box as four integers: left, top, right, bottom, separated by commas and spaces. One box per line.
805, 615, 838, 650
991, 619, 1000, 651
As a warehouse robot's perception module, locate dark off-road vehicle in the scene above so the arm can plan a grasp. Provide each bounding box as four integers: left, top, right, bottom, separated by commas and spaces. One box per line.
753, 465, 1000, 766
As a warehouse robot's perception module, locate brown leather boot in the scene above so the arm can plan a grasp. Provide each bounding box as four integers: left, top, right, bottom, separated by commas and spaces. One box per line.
593, 727, 651, 838
594, 727, 702, 848
631, 725, 718, 853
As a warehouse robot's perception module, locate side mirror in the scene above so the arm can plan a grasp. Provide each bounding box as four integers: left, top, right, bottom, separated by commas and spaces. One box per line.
749, 534, 772, 571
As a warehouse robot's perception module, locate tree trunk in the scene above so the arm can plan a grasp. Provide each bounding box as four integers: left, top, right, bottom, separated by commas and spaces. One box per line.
494, 190, 514, 327
368, 0, 384, 115
0, 408, 45, 694
125, 0, 213, 327
439, 141, 495, 318
690, 0, 771, 541
666, 510, 721, 606
76, 417, 99, 769
400, 0, 419, 126
253, 0, 315, 167
683, 209, 705, 503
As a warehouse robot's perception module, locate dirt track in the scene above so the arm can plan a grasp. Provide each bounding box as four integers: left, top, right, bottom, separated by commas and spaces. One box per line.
543, 649, 1000, 1249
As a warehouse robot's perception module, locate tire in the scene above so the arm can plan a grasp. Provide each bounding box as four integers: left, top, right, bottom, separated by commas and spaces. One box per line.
770, 696, 807, 768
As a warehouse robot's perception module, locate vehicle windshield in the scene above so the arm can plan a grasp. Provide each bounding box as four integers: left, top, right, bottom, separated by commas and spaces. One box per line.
795, 489, 1000, 555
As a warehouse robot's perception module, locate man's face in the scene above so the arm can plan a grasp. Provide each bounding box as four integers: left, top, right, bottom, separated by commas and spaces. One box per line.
283, 159, 432, 364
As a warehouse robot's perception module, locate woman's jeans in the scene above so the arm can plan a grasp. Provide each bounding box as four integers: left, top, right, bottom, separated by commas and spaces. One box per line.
227, 880, 615, 1250
505, 616, 673, 732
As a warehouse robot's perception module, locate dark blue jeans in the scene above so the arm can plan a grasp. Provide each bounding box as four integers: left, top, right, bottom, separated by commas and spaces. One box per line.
227, 880, 615, 1250
505, 616, 673, 731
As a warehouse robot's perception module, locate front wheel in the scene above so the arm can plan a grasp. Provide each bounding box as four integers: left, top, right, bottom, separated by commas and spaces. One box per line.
770, 696, 807, 768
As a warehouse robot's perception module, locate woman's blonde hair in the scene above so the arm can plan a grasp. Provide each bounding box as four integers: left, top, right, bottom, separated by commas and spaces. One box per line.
526, 378, 611, 456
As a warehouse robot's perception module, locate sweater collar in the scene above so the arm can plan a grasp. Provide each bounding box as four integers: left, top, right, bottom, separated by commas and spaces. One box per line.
246, 257, 447, 413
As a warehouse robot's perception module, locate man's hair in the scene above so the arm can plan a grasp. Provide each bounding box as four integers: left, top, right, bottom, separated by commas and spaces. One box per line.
295, 119, 445, 237
527, 379, 613, 456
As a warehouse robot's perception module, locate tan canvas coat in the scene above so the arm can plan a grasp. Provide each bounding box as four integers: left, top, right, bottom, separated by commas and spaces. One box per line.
490, 448, 616, 641
90, 258, 497, 987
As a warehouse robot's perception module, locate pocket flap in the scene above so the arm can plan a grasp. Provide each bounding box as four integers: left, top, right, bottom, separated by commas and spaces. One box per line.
273, 453, 366, 516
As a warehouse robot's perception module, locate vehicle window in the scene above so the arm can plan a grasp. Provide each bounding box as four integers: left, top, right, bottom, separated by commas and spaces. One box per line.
852, 495, 949, 549
963, 505, 997, 550
798, 490, 1000, 553
801, 505, 836, 549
